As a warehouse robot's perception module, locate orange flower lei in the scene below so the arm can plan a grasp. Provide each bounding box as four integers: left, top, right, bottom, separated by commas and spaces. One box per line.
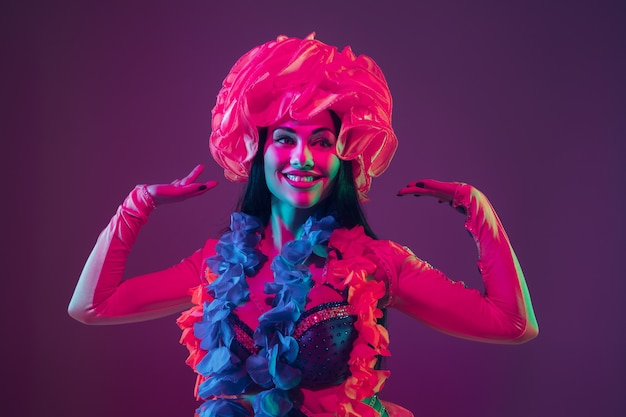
326, 227, 391, 417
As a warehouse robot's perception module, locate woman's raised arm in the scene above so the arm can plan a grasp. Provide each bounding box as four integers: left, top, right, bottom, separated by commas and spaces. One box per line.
389, 180, 539, 344
68, 165, 217, 325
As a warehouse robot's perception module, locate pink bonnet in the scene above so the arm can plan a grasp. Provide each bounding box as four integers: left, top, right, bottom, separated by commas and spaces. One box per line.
209, 33, 398, 201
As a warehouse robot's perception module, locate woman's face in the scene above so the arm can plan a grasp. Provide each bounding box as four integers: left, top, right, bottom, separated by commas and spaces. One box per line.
264, 111, 341, 211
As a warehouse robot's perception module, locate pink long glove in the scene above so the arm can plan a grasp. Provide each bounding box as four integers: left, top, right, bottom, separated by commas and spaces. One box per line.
68, 165, 217, 325
392, 180, 538, 343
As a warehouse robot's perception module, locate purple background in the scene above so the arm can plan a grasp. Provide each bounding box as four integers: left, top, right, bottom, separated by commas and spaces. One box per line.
3, 1, 625, 416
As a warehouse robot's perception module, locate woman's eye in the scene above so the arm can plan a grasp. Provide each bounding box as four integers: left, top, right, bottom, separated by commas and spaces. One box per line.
313, 137, 335, 148
275, 136, 295, 145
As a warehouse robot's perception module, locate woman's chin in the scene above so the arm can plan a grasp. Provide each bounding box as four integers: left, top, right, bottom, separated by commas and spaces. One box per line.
282, 195, 323, 211
291, 199, 320, 210
270, 188, 334, 212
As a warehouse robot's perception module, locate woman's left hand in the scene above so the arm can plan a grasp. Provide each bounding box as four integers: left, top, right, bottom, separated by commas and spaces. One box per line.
395, 178, 539, 343
397, 179, 466, 204
397, 179, 471, 215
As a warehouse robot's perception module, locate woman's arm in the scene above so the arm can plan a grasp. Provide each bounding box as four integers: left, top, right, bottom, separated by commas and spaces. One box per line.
388, 180, 538, 344
68, 165, 217, 325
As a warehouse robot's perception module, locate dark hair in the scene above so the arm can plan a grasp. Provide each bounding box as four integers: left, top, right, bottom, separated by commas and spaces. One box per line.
237, 113, 377, 239
236, 126, 273, 224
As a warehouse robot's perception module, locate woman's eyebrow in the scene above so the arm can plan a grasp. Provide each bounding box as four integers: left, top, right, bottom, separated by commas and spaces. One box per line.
312, 127, 334, 134
274, 127, 334, 135
274, 127, 296, 133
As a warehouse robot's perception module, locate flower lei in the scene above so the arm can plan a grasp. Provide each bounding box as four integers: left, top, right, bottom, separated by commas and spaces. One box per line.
326, 228, 391, 417
177, 214, 390, 417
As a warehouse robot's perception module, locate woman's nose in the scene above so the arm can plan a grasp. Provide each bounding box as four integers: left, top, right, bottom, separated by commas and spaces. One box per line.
290, 143, 314, 169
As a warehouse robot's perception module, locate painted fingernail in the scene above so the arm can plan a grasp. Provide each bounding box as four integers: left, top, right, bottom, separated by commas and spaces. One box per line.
416, 182, 425, 188
198, 185, 207, 190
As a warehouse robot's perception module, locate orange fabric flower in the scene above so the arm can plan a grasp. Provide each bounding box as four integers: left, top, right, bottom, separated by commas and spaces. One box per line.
176, 271, 217, 399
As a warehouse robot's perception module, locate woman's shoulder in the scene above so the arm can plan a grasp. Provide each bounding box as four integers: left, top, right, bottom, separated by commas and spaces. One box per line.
329, 226, 415, 261
200, 237, 219, 252
366, 238, 418, 265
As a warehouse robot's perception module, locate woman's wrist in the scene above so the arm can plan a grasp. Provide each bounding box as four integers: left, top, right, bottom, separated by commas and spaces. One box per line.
138, 184, 157, 210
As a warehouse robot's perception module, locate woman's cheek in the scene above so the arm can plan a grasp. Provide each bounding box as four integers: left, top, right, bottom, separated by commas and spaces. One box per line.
325, 154, 341, 180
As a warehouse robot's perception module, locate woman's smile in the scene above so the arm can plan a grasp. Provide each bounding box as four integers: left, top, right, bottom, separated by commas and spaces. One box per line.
282, 171, 323, 187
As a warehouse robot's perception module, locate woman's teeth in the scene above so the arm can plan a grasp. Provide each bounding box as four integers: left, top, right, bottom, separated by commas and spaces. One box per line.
286, 174, 315, 182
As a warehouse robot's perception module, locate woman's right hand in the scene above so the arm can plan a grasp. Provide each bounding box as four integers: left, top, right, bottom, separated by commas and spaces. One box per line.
69, 163, 218, 325
145, 164, 217, 206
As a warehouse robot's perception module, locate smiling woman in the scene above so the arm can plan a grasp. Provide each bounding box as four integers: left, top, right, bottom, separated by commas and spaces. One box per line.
68, 33, 538, 417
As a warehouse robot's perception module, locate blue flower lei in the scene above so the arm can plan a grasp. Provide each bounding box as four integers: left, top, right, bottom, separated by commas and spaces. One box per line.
193, 212, 339, 417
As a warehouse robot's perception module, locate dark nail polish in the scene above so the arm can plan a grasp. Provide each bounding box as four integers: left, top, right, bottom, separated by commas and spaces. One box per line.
198, 185, 207, 190
415, 182, 425, 188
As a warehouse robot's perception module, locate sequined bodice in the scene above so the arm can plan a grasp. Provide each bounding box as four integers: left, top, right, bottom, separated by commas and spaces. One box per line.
230, 301, 358, 388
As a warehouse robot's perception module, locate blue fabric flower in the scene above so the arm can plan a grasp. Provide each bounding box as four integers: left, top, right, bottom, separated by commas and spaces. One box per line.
246, 349, 273, 388
196, 398, 249, 417
196, 346, 240, 375
230, 212, 263, 232
281, 239, 313, 264
255, 300, 300, 339
195, 300, 234, 350
270, 257, 312, 285
208, 263, 249, 303
268, 333, 301, 390
197, 366, 251, 397
253, 389, 293, 417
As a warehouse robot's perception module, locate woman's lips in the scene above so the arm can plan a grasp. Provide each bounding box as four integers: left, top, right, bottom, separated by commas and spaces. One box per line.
282, 172, 323, 188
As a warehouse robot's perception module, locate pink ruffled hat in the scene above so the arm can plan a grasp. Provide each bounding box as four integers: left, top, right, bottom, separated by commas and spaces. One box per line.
210, 33, 398, 201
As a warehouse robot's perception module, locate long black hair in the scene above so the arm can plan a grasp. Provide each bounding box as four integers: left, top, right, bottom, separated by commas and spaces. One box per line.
236, 111, 377, 239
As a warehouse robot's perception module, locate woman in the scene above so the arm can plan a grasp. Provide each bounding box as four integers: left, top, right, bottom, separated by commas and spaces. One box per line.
69, 34, 538, 417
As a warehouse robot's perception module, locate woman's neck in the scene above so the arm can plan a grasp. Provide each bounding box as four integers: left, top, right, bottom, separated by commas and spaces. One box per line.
268, 199, 316, 250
